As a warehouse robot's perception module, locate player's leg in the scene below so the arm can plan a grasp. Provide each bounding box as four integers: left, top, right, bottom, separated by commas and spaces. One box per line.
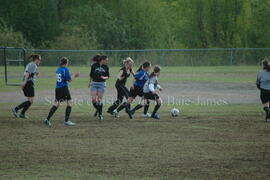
12, 83, 34, 119
107, 85, 123, 114
63, 100, 76, 126
151, 96, 161, 119
91, 89, 99, 117
96, 90, 104, 120
142, 99, 151, 118
44, 100, 60, 126
116, 86, 131, 113
130, 88, 144, 115
260, 89, 270, 122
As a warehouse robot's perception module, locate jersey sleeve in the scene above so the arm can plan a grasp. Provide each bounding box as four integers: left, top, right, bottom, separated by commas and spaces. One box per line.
65, 68, 71, 81
26, 64, 37, 74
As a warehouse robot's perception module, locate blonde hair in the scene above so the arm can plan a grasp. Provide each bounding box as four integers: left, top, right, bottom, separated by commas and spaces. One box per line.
123, 57, 134, 65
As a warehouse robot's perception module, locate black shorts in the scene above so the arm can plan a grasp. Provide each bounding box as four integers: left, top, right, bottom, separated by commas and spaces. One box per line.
55, 86, 71, 102
129, 86, 143, 98
143, 92, 159, 100
260, 89, 270, 104
23, 81, 35, 97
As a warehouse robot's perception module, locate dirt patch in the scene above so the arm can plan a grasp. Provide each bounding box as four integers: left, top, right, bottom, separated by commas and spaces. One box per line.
0, 82, 259, 104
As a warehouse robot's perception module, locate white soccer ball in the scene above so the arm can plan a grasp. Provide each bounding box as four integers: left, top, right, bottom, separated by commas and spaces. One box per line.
171, 108, 180, 117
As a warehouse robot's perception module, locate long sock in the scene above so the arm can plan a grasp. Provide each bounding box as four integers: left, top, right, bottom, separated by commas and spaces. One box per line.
108, 99, 121, 112
97, 102, 103, 115
125, 103, 131, 113
21, 101, 32, 115
47, 106, 58, 120
144, 101, 150, 114
152, 104, 161, 115
15, 101, 30, 111
264, 107, 269, 118
92, 101, 98, 111
131, 104, 143, 112
116, 102, 127, 112
65, 106, 72, 122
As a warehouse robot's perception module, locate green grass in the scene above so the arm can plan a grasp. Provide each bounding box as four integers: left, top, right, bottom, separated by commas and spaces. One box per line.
0, 66, 259, 92
0, 103, 269, 179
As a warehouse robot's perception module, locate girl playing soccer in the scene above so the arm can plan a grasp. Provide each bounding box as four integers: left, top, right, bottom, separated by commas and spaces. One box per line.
124, 61, 151, 119
44, 57, 80, 126
256, 59, 270, 122
12, 54, 41, 119
107, 57, 134, 117
89, 55, 110, 120
142, 66, 163, 119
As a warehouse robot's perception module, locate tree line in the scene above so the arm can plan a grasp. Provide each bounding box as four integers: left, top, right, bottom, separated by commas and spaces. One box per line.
0, 0, 270, 50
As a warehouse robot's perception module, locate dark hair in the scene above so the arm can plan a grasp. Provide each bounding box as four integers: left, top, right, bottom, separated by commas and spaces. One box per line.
59, 57, 69, 66
262, 59, 270, 72
136, 61, 151, 72
91, 54, 101, 62
91, 54, 107, 63
149, 65, 161, 78
29, 54, 40, 61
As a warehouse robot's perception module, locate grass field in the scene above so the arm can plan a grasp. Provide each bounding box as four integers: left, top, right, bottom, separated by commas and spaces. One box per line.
1, 65, 269, 179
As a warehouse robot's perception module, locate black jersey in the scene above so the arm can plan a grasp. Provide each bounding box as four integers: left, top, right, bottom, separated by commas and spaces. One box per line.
116, 67, 131, 85
90, 62, 110, 82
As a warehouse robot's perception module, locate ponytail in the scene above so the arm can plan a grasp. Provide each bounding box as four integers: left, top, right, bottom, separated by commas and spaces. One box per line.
149, 65, 161, 78
262, 58, 270, 72
29, 54, 40, 61
136, 61, 151, 72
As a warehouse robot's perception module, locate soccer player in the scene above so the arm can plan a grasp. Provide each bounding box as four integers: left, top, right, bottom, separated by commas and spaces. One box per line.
44, 57, 80, 126
107, 57, 134, 117
142, 66, 163, 119
256, 59, 270, 122
12, 54, 41, 119
124, 61, 151, 119
89, 55, 109, 120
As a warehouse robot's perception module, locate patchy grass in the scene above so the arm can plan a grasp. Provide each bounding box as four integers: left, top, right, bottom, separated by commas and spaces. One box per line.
1, 103, 270, 179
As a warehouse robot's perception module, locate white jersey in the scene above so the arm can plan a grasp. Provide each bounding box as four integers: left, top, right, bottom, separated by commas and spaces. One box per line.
23, 62, 38, 82
143, 75, 161, 93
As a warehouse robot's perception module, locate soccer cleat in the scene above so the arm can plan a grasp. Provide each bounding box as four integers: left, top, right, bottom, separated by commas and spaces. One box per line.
142, 113, 151, 118
99, 114, 104, 120
11, 108, 18, 118
151, 113, 160, 119
19, 114, 28, 119
64, 121, 76, 126
113, 109, 119, 118
107, 110, 114, 116
43, 119, 51, 127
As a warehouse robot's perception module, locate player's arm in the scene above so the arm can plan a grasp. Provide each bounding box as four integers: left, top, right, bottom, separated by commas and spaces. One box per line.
101, 67, 109, 80
66, 69, 80, 82
21, 72, 30, 89
256, 73, 261, 90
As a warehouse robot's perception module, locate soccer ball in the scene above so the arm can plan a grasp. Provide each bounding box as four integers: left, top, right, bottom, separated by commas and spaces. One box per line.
171, 108, 180, 117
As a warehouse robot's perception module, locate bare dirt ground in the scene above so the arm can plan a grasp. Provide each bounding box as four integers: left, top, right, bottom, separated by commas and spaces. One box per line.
0, 82, 259, 105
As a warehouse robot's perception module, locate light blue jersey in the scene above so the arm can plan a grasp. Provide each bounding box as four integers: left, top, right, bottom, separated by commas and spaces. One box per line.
56, 67, 71, 88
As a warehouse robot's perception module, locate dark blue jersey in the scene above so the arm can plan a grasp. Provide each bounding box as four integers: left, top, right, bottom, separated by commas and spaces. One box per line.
133, 70, 148, 88
56, 67, 71, 88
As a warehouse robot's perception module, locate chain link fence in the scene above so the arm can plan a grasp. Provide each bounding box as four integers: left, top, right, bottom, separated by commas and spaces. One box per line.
1, 48, 270, 66
23, 48, 270, 66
